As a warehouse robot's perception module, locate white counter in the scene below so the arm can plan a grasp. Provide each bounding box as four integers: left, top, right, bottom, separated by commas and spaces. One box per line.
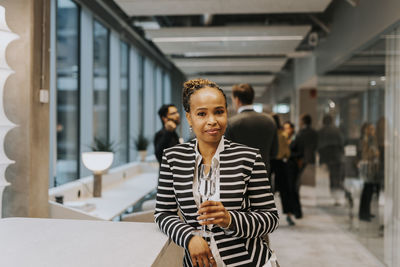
0, 218, 169, 267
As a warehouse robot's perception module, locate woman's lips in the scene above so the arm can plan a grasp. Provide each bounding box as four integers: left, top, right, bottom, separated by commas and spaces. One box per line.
206, 128, 220, 135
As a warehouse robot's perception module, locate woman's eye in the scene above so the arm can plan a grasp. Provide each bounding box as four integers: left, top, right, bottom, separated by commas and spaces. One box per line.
215, 110, 225, 115
197, 112, 206, 116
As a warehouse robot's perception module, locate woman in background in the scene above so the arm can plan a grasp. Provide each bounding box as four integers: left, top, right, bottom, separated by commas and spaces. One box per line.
155, 78, 279, 267
271, 114, 296, 225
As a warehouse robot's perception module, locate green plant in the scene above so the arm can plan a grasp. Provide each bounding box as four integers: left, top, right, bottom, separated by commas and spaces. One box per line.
134, 133, 149, 151
90, 137, 117, 153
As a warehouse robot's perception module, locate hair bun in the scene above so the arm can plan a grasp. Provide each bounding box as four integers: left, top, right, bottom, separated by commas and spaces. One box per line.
182, 78, 226, 112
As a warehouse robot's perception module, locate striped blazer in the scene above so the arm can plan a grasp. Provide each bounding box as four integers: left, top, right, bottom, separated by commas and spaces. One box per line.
155, 138, 279, 267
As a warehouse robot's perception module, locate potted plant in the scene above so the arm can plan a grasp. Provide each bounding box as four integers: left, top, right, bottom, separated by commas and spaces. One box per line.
81, 138, 116, 197
134, 133, 149, 162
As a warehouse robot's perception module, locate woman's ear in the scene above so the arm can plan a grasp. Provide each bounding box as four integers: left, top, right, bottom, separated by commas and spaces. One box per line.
185, 112, 192, 127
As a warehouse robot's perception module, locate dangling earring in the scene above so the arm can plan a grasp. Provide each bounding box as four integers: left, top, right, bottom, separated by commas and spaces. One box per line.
189, 126, 192, 132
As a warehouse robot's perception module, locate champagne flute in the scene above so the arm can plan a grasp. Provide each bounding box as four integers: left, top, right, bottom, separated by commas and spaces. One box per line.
196, 164, 217, 237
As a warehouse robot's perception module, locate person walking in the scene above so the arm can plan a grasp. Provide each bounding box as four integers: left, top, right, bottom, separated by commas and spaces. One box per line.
155, 78, 279, 267
288, 114, 317, 218
317, 114, 344, 205
224, 83, 278, 176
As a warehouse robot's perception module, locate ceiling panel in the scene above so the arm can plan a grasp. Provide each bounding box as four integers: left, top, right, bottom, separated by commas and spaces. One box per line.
146, 26, 311, 56
115, 0, 332, 16
190, 75, 275, 86
172, 58, 287, 74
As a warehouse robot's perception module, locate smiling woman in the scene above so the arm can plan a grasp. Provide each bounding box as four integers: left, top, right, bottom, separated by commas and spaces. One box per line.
154, 78, 279, 267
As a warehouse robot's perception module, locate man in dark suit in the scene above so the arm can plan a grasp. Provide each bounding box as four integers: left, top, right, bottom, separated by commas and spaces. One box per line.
225, 83, 278, 175
290, 114, 318, 169
154, 104, 181, 164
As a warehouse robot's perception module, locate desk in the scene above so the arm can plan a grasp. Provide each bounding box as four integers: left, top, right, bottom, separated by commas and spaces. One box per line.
0, 218, 169, 267
59, 173, 158, 221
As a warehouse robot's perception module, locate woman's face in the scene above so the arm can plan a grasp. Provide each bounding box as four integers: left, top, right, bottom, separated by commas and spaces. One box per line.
186, 87, 227, 145
283, 123, 294, 137
368, 124, 375, 136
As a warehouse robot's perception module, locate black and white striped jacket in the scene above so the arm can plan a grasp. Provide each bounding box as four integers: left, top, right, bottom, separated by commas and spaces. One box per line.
155, 138, 279, 267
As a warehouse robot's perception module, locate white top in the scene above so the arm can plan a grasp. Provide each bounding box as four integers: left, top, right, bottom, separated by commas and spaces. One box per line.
193, 137, 226, 267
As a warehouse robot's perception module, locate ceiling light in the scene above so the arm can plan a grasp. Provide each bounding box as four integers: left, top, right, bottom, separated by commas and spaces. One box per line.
152, 36, 304, 43
370, 80, 376, 86
380, 76, 386, 81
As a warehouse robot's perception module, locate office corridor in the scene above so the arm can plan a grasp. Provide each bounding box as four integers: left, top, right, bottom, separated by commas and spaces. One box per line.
270, 186, 384, 267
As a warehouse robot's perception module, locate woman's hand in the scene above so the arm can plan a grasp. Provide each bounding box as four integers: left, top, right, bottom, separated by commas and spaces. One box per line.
188, 236, 216, 267
197, 201, 231, 228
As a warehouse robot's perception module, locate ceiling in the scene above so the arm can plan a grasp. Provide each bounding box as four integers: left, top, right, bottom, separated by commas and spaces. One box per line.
114, 0, 335, 98
114, 0, 332, 16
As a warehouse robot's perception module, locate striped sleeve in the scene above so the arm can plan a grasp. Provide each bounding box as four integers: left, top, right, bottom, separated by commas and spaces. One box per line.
154, 152, 195, 249
228, 152, 279, 238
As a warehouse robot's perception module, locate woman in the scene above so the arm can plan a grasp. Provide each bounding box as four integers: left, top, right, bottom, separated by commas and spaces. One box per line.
155, 78, 279, 267
271, 114, 295, 226
358, 122, 380, 221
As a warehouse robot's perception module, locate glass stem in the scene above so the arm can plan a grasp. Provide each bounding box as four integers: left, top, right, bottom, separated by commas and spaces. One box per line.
202, 197, 209, 236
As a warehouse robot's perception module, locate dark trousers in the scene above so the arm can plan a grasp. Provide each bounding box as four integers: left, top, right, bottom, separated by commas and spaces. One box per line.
327, 161, 343, 191
359, 182, 379, 220
271, 159, 296, 215
287, 159, 303, 218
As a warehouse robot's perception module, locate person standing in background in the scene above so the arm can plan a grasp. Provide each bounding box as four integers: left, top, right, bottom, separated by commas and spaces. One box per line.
225, 83, 278, 176
318, 114, 344, 206
154, 104, 181, 164
289, 114, 318, 218
271, 114, 296, 225
358, 123, 380, 222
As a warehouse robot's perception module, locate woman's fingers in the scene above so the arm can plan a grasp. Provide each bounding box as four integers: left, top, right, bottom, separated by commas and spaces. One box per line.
188, 236, 215, 267
206, 250, 217, 267
197, 201, 231, 228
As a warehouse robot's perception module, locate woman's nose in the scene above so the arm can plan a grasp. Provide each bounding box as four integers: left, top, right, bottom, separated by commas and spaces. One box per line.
207, 115, 217, 124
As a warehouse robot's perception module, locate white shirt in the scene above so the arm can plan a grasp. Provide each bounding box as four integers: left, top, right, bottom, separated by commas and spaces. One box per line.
237, 104, 254, 114
193, 137, 226, 267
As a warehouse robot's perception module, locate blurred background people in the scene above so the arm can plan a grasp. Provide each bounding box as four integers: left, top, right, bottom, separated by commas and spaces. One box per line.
225, 83, 278, 176
271, 114, 296, 226
154, 104, 181, 164
358, 122, 380, 222
317, 114, 344, 205
288, 114, 318, 218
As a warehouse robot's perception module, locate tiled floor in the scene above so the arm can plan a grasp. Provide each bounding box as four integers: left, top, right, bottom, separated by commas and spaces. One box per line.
270, 186, 385, 267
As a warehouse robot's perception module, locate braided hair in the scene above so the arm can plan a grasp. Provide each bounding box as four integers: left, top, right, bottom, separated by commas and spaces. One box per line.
182, 78, 227, 112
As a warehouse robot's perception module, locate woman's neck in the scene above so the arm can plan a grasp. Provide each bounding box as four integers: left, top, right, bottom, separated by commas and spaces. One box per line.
197, 139, 219, 165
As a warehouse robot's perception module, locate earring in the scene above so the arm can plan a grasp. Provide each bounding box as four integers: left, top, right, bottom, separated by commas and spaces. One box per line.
189, 126, 192, 132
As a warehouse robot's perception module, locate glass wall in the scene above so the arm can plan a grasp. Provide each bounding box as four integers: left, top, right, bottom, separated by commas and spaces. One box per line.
93, 20, 109, 144
315, 38, 387, 263
119, 41, 129, 163
51, 0, 177, 187
55, 0, 80, 186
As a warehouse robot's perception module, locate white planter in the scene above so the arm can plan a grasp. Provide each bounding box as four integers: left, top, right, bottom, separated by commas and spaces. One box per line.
82, 152, 114, 197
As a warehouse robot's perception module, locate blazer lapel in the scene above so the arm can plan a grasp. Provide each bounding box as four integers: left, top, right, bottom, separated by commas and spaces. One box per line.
174, 139, 198, 219
219, 139, 246, 210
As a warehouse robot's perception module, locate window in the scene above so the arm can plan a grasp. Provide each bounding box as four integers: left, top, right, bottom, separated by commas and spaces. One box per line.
55, 0, 80, 186
119, 41, 129, 163
93, 21, 109, 144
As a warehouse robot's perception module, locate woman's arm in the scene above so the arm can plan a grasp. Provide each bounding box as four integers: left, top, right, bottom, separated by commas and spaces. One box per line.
228, 152, 279, 238
154, 152, 195, 249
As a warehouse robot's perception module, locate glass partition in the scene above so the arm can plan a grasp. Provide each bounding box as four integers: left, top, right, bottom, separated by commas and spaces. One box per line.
55, 0, 80, 186
93, 20, 109, 144
119, 41, 129, 163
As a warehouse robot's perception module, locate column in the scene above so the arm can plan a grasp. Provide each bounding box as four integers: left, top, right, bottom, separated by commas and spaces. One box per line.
2, 0, 50, 217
